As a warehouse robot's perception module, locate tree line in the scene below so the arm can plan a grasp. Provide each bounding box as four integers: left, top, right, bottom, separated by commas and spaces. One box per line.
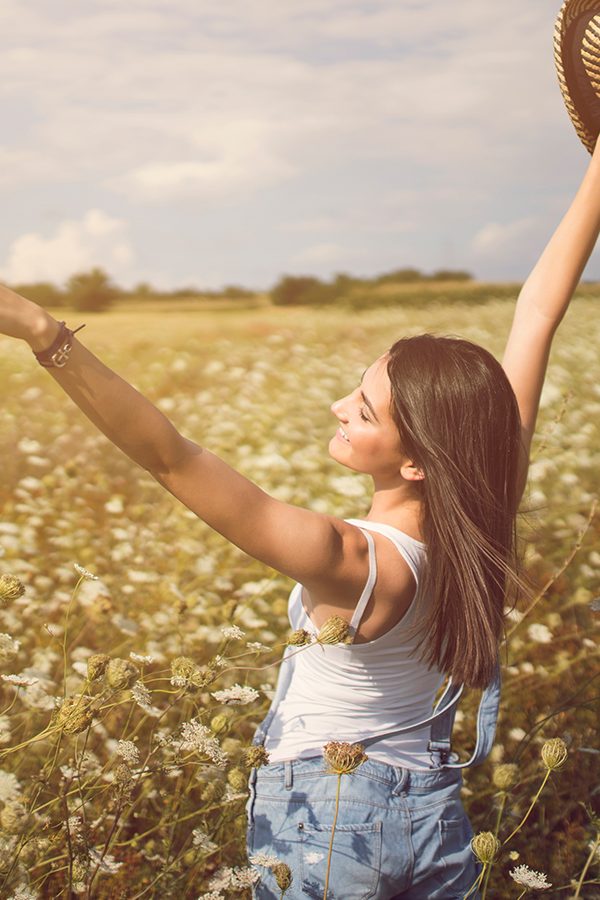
9, 267, 475, 312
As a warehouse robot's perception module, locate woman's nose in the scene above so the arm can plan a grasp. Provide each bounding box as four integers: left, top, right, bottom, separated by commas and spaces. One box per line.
330, 397, 349, 419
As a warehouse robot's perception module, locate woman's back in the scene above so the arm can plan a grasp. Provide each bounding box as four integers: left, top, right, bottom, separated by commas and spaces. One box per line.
261, 520, 447, 770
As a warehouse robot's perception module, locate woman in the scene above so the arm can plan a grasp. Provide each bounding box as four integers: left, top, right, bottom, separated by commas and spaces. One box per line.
1, 135, 600, 897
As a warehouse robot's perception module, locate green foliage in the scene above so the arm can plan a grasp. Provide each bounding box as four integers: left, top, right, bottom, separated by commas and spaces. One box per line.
65, 267, 120, 312
12, 281, 66, 309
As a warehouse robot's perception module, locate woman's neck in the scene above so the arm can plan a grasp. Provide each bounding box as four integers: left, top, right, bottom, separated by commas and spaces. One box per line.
366, 483, 424, 533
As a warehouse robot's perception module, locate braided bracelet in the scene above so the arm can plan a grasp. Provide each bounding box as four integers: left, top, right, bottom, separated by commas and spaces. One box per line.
33, 321, 86, 368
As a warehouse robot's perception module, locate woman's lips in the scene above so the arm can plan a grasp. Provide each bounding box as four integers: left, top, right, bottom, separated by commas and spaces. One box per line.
337, 426, 350, 443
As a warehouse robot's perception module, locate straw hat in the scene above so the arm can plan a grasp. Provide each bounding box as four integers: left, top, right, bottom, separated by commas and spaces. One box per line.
555, 0, 600, 152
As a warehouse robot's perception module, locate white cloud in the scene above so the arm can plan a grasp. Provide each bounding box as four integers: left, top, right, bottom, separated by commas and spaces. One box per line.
114, 120, 298, 200
0, 210, 134, 285
470, 216, 540, 256
291, 243, 348, 265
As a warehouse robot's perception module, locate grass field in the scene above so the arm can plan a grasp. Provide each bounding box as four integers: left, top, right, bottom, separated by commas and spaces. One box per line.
0, 292, 598, 898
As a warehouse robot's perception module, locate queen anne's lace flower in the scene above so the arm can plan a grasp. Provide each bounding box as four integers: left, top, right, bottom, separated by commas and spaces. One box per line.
131, 681, 161, 717
221, 625, 245, 640
178, 719, 227, 767
116, 740, 140, 766
210, 684, 259, 706
74, 564, 99, 581
509, 864, 552, 890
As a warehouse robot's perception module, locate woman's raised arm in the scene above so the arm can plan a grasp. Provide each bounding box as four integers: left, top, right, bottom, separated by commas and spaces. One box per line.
502, 137, 600, 501
0, 289, 369, 592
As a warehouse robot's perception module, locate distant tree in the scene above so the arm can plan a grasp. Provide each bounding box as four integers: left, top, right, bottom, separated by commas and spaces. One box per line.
65, 268, 120, 312
13, 282, 65, 309
130, 282, 157, 300
430, 269, 473, 281
220, 284, 255, 299
375, 268, 423, 285
271, 275, 324, 305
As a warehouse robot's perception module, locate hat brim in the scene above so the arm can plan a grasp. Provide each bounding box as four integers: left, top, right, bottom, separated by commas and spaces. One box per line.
555, 0, 600, 153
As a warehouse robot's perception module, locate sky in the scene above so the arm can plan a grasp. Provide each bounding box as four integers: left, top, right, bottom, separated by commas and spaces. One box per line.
1, 0, 599, 292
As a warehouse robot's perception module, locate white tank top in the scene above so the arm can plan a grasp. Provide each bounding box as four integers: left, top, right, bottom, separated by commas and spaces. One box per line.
262, 518, 446, 770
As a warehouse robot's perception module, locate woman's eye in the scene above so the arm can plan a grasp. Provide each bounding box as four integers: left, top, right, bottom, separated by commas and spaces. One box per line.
359, 407, 370, 422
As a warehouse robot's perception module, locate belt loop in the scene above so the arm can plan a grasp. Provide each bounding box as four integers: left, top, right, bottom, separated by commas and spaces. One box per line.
392, 767, 410, 795
284, 760, 293, 790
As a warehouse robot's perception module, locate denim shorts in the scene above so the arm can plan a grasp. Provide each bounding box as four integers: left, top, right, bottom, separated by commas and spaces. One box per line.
245, 755, 482, 900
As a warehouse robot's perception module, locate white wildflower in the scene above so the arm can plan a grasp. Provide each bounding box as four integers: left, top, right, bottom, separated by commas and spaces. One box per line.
249, 851, 283, 868
74, 564, 99, 581
208, 865, 259, 891
230, 866, 260, 889
0, 715, 11, 745
527, 624, 553, 644
7, 885, 37, 900
130, 681, 162, 717
179, 719, 227, 767
0, 633, 21, 662
88, 847, 123, 873
129, 652, 154, 664
246, 641, 270, 652
192, 828, 218, 852
508, 727, 527, 741
1, 674, 38, 686
116, 741, 140, 766
210, 684, 259, 706
197, 892, 225, 900
0, 770, 22, 803
221, 625, 245, 640
509, 864, 552, 890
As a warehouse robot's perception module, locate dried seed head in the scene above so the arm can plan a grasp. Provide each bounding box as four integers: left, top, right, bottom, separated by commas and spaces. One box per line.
287, 628, 313, 646
273, 862, 293, 892
170, 656, 204, 690
210, 713, 229, 735
316, 616, 352, 645
323, 741, 368, 774
87, 653, 110, 681
55, 696, 95, 735
470, 831, 501, 864
200, 780, 227, 802
0, 575, 25, 604
0, 800, 34, 833
227, 767, 248, 791
243, 746, 271, 769
106, 658, 140, 691
71, 856, 90, 882
541, 737, 568, 771
492, 763, 519, 791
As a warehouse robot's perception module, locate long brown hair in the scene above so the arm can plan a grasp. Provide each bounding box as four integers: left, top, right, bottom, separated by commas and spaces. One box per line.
386, 333, 524, 690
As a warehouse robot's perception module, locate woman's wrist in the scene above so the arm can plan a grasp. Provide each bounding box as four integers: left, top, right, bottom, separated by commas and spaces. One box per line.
24, 308, 61, 352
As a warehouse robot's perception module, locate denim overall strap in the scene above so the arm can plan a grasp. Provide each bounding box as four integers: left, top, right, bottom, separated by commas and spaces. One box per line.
251, 644, 297, 747
443, 660, 502, 769
354, 659, 501, 769
356, 679, 464, 751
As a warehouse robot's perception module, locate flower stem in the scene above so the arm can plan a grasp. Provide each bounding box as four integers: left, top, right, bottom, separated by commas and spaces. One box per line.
322, 773, 342, 900
502, 768, 552, 846
462, 863, 487, 899
573, 832, 600, 898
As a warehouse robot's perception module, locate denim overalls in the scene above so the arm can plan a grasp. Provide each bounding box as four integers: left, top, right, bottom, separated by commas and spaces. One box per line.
244, 524, 501, 899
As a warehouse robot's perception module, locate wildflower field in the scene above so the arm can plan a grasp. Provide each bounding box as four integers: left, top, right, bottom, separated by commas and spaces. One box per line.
0, 292, 598, 898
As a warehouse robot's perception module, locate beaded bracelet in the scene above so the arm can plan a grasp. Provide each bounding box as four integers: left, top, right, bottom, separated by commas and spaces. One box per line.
33, 321, 86, 368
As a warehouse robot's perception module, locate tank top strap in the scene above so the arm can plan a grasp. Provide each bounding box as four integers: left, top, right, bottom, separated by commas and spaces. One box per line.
347, 527, 377, 636
344, 518, 425, 587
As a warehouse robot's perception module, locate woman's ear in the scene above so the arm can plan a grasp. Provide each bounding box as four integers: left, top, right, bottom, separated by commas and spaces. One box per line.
400, 461, 425, 482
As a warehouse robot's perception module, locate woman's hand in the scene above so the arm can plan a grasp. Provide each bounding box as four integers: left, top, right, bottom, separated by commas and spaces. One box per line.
0, 283, 59, 349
